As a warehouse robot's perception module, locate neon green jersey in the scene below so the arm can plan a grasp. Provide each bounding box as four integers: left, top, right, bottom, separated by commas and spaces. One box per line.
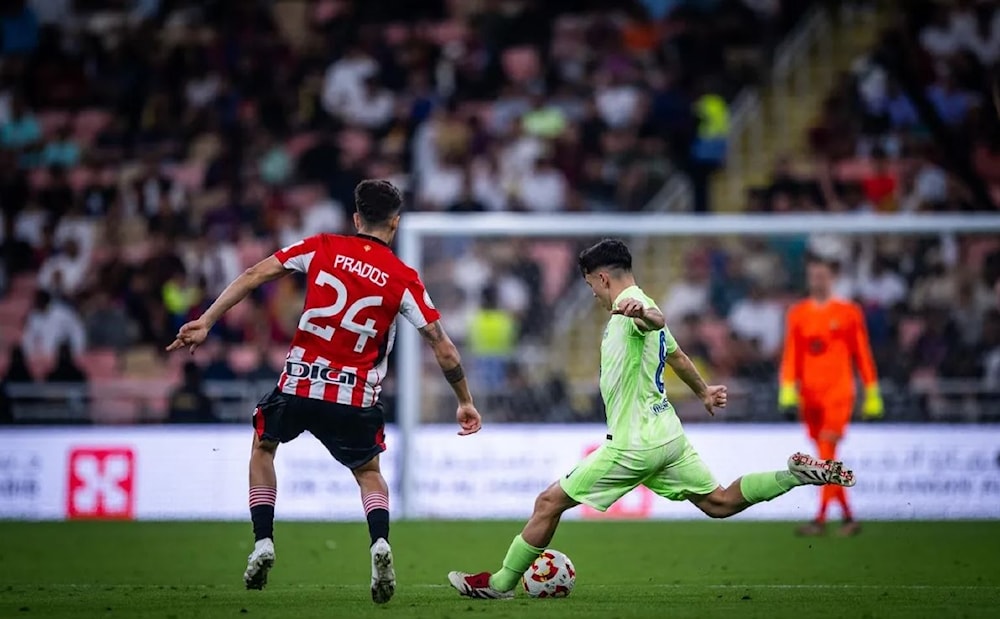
599, 285, 682, 450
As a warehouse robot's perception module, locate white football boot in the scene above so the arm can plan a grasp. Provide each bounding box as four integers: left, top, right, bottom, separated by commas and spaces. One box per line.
370, 538, 396, 604
447, 571, 515, 599
244, 538, 275, 590
788, 452, 856, 487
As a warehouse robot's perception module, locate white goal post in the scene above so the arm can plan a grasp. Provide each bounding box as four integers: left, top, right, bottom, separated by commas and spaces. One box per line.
394, 212, 1000, 518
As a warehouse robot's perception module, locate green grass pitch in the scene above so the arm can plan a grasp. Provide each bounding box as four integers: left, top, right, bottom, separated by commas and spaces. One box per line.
0, 521, 998, 618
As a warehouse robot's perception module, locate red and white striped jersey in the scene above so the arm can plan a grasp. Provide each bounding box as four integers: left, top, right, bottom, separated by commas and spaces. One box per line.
272, 233, 440, 406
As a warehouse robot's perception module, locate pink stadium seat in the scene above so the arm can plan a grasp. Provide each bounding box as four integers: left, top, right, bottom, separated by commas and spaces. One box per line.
898, 317, 926, 351
11, 273, 37, 294
37, 110, 71, 140
425, 20, 467, 46
73, 109, 113, 142
28, 167, 50, 191
338, 128, 373, 161
833, 157, 907, 182
268, 346, 289, 372
27, 354, 55, 380
89, 379, 141, 424
169, 161, 206, 191
530, 241, 574, 305
963, 237, 1000, 269
312, 0, 344, 22
228, 345, 262, 374
383, 23, 410, 46
121, 239, 153, 264
237, 238, 269, 269
77, 349, 120, 380
699, 318, 732, 360
502, 47, 541, 83
285, 132, 319, 158
68, 166, 93, 193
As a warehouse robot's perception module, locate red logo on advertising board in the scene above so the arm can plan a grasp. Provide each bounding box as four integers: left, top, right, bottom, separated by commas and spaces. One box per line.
66, 448, 136, 519
579, 444, 655, 520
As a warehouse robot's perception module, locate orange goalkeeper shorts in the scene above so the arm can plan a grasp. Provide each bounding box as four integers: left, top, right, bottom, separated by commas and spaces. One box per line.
801, 398, 853, 441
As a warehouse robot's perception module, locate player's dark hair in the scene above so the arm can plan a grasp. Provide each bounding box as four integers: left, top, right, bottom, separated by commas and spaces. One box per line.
578, 238, 632, 275
806, 251, 841, 273
354, 179, 402, 227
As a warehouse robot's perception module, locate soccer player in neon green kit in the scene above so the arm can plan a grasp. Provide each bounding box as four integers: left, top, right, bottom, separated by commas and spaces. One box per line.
448, 239, 857, 599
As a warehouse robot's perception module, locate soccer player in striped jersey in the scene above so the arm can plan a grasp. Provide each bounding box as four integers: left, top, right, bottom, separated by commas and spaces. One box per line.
168, 180, 482, 603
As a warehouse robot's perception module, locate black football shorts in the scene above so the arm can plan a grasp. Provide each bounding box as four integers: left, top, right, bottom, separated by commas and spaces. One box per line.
252, 389, 386, 470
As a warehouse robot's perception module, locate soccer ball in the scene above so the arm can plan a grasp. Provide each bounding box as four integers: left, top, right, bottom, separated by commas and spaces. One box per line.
522, 549, 576, 598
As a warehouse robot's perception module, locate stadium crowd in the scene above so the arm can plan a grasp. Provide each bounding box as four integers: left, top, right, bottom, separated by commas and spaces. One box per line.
694, 0, 1000, 415
0, 0, 815, 423
3, 0, 997, 425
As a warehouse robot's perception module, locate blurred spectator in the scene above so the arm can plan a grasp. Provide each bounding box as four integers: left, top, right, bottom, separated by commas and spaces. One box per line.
84, 291, 134, 351
1, 1, 38, 55
662, 255, 710, 320
78, 160, 118, 217
167, 362, 218, 424
0, 379, 10, 424
859, 149, 897, 212
37, 238, 87, 296
321, 43, 378, 120
514, 156, 567, 212
727, 283, 783, 358
40, 124, 79, 168
203, 346, 238, 382
919, 5, 962, 59
447, 170, 488, 212
37, 164, 74, 221
0, 92, 40, 156
468, 285, 516, 391
21, 290, 85, 358
926, 74, 976, 128
983, 310, 1000, 390
122, 159, 185, 219
901, 157, 948, 212
45, 342, 85, 383
342, 75, 396, 130
523, 93, 568, 139
185, 239, 241, 299
857, 255, 907, 310
4, 345, 33, 383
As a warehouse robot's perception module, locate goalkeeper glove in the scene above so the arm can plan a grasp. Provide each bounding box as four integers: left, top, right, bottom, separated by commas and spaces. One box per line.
862, 384, 884, 420
778, 383, 799, 421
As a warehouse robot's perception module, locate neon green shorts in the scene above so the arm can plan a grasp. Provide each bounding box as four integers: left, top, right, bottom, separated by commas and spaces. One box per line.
559, 434, 718, 512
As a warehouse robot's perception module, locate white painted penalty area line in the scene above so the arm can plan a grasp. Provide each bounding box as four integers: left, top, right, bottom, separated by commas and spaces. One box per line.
17, 584, 1000, 591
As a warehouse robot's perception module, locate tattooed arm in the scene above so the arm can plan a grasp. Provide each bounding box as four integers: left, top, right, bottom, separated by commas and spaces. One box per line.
418, 320, 481, 435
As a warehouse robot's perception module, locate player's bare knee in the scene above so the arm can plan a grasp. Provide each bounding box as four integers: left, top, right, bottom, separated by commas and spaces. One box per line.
704, 501, 730, 519
252, 438, 278, 457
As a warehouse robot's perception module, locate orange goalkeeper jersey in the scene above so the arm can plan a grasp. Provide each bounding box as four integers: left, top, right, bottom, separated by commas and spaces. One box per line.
779, 298, 878, 403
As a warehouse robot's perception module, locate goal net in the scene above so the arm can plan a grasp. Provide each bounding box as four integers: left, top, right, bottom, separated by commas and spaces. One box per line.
391, 213, 1000, 517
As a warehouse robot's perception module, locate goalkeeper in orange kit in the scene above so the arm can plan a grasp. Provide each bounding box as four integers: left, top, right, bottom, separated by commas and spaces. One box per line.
779, 254, 883, 536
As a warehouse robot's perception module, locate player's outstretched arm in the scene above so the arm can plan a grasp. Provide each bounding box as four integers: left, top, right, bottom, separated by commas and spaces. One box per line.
418, 320, 482, 436
612, 298, 665, 332
665, 347, 727, 416
166, 255, 290, 353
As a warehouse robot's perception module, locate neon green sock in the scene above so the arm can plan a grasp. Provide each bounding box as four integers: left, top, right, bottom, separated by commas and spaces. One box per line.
739, 470, 802, 504
489, 535, 544, 592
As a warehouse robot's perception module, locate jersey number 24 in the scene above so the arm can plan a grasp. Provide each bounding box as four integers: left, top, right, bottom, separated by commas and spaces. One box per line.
298, 270, 383, 353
